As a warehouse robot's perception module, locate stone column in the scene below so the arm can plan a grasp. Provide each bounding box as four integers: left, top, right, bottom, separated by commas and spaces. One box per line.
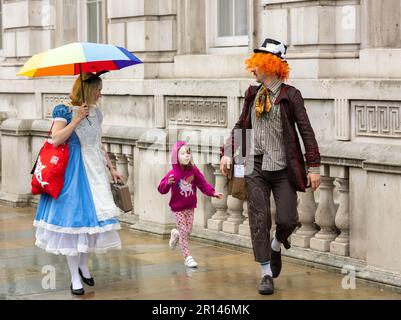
310, 165, 337, 252
238, 200, 250, 237
107, 0, 178, 79
207, 165, 228, 231
292, 188, 318, 248
330, 166, 350, 256
0, 119, 34, 206
177, 0, 206, 55
222, 196, 244, 234
2, 0, 54, 62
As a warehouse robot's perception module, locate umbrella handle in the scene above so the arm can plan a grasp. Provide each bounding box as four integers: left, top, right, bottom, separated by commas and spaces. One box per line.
79, 64, 92, 126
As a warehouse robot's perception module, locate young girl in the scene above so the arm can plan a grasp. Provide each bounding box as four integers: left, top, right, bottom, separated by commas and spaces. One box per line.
158, 141, 223, 268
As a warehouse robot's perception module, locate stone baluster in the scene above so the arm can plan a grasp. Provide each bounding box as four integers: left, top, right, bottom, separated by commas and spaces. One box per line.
122, 145, 135, 212
292, 188, 318, 248
207, 165, 228, 231
330, 166, 350, 256
103, 143, 116, 169
238, 200, 250, 236
222, 196, 244, 234
310, 165, 337, 252
121, 145, 134, 188
110, 144, 127, 179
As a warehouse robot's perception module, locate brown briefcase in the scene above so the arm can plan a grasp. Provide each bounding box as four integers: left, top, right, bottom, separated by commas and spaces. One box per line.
227, 161, 248, 201
110, 183, 133, 212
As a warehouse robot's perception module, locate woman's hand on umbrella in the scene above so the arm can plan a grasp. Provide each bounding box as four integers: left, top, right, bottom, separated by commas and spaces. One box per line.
110, 168, 124, 184
73, 103, 89, 123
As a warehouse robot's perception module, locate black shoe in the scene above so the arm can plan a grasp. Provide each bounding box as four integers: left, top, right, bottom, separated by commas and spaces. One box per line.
282, 238, 291, 250
270, 249, 282, 278
258, 275, 274, 295
70, 284, 85, 295
79, 268, 95, 286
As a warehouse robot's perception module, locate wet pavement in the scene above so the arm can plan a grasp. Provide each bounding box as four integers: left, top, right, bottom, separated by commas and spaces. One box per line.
1, 205, 401, 300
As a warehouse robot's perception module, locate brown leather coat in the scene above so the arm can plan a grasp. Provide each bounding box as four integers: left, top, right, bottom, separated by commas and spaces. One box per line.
222, 84, 321, 192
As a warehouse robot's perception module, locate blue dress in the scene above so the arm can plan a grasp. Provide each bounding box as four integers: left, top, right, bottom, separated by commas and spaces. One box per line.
34, 104, 121, 256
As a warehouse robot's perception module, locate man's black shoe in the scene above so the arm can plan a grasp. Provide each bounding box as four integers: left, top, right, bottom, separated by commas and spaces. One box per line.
270, 249, 282, 278
282, 238, 291, 250
79, 268, 95, 286
258, 275, 274, 295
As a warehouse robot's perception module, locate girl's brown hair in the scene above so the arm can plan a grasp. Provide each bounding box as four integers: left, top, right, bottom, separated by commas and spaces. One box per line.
70, 72, 102, 106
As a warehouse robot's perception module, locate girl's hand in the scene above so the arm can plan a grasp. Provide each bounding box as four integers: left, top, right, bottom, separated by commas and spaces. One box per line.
110, 168, 124, 184
168, 174, 176, 185
213, 192, 224, 199
73, 103, 89, 123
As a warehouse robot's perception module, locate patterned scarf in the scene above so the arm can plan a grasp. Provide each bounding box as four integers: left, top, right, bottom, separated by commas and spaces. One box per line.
255, 86, 273, 119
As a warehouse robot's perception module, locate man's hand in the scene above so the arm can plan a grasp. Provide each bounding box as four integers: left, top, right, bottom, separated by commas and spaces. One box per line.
307, 173, 321, 192
220, 156, 232, 177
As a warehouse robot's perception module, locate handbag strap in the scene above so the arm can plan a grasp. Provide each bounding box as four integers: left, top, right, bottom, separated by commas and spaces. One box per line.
47, 120, 55, 139
31, 120, 56, 175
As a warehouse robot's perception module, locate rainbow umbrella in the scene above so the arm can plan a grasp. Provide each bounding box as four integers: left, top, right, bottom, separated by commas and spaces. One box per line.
18, 42, 142, 77
17, 42, 142, 104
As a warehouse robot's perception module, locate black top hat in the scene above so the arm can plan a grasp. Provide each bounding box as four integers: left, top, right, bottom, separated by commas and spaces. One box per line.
254, 38, 287, 61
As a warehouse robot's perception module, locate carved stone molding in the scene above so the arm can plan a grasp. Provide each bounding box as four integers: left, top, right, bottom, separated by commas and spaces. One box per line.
43, 94, 70, 119
166, 96, 227, 127
354, 101, 401, 138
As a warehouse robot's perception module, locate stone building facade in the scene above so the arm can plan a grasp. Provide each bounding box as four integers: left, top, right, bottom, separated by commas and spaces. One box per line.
0, 0, 401, 288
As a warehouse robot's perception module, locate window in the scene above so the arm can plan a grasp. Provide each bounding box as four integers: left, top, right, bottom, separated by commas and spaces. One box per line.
218, 0, 248, 38
207, 0, 249, 52
87, 0, 104, 43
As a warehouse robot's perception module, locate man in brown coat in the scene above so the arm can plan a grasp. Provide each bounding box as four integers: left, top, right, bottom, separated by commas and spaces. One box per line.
220, 38, 321, 295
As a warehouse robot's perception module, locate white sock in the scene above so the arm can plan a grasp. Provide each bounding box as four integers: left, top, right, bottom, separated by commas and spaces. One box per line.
271, 237, 282, 252
260, 262, 272, 277
78, 253, 92, 278
66, 255, 83, 290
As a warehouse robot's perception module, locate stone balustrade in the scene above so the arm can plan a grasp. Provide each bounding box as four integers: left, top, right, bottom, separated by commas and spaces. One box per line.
1, 119, 401, 288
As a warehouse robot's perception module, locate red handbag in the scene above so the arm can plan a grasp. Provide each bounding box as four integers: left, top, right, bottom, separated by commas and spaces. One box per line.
31, 122, 69, 199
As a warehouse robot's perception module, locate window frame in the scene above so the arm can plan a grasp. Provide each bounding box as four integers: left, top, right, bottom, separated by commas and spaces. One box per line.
206, 0, 250, 52
78, 0, 107, 43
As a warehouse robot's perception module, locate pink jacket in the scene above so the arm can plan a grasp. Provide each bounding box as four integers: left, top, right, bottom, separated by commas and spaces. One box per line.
158, 141, 216, 212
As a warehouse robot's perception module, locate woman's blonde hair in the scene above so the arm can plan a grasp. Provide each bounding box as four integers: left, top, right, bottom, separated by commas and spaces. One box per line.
70, 72, 102, 106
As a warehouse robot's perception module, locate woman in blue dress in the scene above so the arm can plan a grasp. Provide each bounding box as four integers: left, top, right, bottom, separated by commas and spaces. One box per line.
34, 72, 124, 295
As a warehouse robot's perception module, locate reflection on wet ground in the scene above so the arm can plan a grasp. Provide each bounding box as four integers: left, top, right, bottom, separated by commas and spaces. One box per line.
1, 205, 400, 300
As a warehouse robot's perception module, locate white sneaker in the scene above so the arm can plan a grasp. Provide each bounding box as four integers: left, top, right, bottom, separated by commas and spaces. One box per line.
184, 255, 198, 268
169, 229, 179, 250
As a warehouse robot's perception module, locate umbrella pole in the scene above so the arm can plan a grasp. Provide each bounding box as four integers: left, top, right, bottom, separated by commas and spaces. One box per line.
79, 64, 91, 125
79, 63, 85, 103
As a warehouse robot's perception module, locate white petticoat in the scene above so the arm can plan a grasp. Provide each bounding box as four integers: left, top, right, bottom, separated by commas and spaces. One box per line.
35, 227, 122, 256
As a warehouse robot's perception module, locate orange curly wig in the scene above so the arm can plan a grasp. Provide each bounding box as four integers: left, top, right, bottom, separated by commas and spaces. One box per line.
245, 53, 290, 81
